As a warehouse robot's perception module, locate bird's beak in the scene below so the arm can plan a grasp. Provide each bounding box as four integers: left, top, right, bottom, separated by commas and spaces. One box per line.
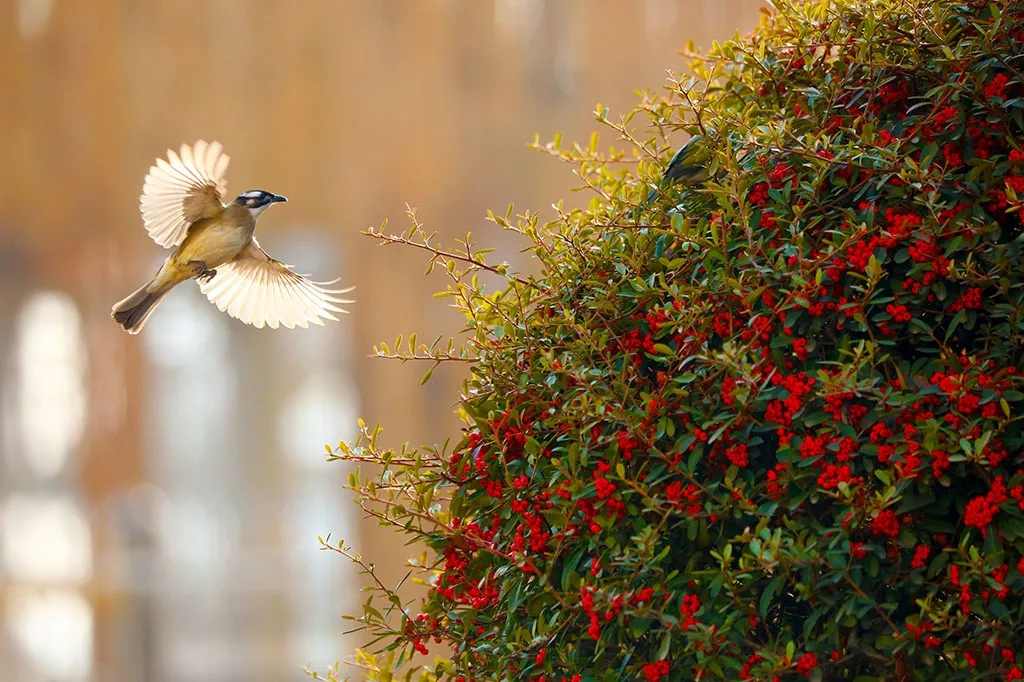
272, 194, 288, 203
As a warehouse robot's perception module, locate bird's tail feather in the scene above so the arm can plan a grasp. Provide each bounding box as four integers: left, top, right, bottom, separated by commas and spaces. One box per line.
111, 281, 170, 334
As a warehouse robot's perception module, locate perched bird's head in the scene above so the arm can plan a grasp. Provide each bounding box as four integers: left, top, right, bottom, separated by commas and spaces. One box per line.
233, 190, 287, 219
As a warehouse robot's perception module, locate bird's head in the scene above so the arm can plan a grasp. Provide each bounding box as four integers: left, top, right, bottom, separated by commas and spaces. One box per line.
233, 190, 287, 219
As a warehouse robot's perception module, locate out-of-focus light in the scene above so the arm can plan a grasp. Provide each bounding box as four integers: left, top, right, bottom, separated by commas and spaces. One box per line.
9, 291, 87, 479
144, 290, 227, 368
494, 0, 543, 42
17, 0, 54, 38
6, 588, 93, 682
0, 494, 92, 583
277, 373, 358, 469
160, 497, 238, 579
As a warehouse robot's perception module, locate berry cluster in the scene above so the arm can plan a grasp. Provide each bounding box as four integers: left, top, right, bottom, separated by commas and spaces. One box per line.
341, 2, 1024, 680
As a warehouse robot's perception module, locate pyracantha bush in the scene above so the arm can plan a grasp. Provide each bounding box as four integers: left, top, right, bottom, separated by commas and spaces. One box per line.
323, 1, 1024, 681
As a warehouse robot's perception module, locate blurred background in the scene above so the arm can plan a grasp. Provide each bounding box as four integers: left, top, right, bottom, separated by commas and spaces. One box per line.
0, 1, 763, 681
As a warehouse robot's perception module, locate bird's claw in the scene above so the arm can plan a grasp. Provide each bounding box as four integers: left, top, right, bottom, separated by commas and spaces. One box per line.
187, 261, 217, 283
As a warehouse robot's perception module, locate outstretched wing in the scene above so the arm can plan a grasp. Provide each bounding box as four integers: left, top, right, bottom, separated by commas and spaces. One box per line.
139, 140, 230, 248
198, 241, 353, 329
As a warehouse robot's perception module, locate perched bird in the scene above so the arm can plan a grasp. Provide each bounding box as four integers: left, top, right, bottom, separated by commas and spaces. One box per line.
112, 140, 352, 334
641, 135, 711, 207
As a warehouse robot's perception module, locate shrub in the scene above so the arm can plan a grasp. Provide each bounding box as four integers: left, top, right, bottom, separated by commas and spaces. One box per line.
323, 1, 1024, 680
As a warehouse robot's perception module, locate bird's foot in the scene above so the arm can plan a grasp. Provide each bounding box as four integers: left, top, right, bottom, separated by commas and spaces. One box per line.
187, 260, 217, 283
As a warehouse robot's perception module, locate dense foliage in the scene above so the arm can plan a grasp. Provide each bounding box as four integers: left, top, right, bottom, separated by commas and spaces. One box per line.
323, 1, 1024, 680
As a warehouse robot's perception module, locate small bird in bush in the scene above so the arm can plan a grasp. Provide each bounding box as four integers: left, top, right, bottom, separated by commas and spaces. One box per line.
112, 140, 352, 334
641, 135, 711, 208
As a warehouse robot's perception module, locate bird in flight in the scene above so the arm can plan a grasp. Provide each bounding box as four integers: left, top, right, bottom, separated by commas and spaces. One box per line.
112, 140, 352, 334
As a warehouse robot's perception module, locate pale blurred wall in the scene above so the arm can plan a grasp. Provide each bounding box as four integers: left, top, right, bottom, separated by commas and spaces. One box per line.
0, 1, 764, 681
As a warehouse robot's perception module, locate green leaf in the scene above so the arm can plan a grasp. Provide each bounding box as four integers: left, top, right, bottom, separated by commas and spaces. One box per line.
657, 629, 672, 660
760, 575, 785, 618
